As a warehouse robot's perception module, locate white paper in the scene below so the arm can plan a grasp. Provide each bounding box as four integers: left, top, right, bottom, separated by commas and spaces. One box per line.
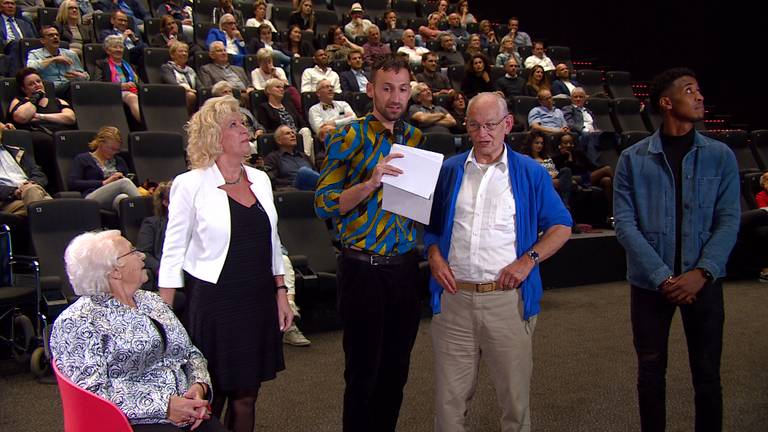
381, 144, 443, 199
383, 184, 434, 225
380, 145, 443, 225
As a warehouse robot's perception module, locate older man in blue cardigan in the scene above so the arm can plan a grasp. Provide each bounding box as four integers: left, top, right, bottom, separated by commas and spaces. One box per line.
424, 92, 572, 432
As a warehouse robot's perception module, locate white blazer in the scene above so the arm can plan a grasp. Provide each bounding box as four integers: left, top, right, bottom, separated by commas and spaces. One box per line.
158, 163, 285, 288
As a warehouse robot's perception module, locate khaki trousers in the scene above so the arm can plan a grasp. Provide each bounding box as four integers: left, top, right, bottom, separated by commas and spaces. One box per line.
0, 184, 51, 215
431, 288, 537, 432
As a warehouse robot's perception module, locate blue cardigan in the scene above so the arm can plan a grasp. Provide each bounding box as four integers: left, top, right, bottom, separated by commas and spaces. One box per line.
68, 152, 131, 196
424, 148, 573, 320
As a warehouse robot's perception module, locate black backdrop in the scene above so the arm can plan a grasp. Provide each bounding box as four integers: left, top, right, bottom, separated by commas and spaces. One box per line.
473, 1, 763, 130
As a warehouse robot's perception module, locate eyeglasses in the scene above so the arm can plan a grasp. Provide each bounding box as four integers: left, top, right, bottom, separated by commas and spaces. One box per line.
467, 115, 508, 133
117, 247, 140, 260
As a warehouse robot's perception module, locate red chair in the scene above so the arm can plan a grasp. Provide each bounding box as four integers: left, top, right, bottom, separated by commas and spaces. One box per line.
52, 360, 133, 432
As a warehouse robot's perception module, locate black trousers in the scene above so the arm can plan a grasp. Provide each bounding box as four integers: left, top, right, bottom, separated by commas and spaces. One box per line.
630, 280, 724, 432
337, 252, 422, 432
132, 417, 230, 431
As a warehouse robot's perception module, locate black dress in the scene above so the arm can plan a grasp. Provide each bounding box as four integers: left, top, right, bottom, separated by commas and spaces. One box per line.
185, 197, 284, 393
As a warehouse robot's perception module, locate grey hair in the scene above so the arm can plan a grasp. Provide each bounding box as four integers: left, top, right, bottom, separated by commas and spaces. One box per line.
467, 92, 508, 117
211, 81, 232, 96
218, 13, 235, 30
366, 24, 379, 35
208, 40, 225, 53
571, 86, 586, 96
103, 35, 124, 51
65, 230, 123, 296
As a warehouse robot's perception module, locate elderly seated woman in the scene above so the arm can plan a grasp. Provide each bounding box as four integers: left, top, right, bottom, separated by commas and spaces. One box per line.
50, 230, 231, 431
256, 78, 314, 162
67, 126, 141, 211
160, 41, 198, 114
94, 35, 142, 122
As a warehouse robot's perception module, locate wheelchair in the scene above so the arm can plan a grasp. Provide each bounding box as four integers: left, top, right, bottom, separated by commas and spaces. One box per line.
0, 224, 50, 377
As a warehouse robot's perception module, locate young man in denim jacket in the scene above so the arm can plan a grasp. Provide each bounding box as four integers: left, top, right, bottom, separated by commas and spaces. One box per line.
614, 68, 740, 432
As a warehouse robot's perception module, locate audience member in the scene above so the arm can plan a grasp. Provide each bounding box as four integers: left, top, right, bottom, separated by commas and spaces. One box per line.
758, 172, 768, 208
10, 67, 76, 186
561, 87, 604, 162
279, 24, 314, 58
207, 13, 246, 67
198, 41, 253, 95
257, 78, 309, 134
288, 0, 315, 33
478, 20, 498, 48
95, 0, 149, 30
251, 47, 289, 90
68, 126, 140, 211
245, 0, 276, 33
461, 53, 494, 99
435, 32, 464, 68
160, 41, 198, 113
397, 29, 429, 66
339, 50, 369, 93
528, 89, 568, 134
520, 130, 572, 206
380, 9, 404, 43
553, 133, 612, 204
419, 12, 444, 44
211, 0, 243, 29
301, 49, 341, 94
54, 0, 93, 57
524, 64, 550, 96
551, 63, 580, 97
98, 11, 146, 67
506, 16, 531, 48
409, 82, 456, 134
448, 91, 467, 134
59, 0, 94, 21
51, 230, 225, 431
263, 125, 319, 190
149, 14, 185, 47
17, 0, 43, 22
0, 0, 39, 74
415, 51, 453, 96
27, 26, 89, 99
361, 24, 390, 67
524, 41, 555, 71
136, 181, 172, 293
94, 35, 142, 122
495, 34, 522, 67
495, 57, 526, 98
325, 25, 364, 62
248, 24, 292, 74
308, 79, 355, 140
446, 13, 469, 41
0, 129, 52, 216
434, 0, 449, 23
457, 0, 476, 27
155, 0, 192, 28
343, 3, 372, 39
463, 33, 483, 63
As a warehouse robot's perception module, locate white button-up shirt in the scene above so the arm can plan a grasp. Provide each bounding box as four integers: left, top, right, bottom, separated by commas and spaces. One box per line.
307, 100, 355, 134
300, 66, 341, 93
448, 146, 517, 283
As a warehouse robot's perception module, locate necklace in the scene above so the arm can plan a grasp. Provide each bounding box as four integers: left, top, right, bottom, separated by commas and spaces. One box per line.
223, 166, 244, 185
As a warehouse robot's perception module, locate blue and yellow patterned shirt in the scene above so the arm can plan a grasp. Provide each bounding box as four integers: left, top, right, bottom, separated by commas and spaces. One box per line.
314, 114, 424, 256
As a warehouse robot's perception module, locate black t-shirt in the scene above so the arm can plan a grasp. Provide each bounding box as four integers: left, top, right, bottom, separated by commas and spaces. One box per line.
660, 126, 695, 274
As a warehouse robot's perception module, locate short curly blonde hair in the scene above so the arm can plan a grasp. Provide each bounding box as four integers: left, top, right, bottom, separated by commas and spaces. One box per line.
185, 96, 240, 169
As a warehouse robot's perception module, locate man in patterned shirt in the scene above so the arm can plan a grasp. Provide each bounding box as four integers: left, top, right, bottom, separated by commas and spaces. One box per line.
314, 53, 424, 432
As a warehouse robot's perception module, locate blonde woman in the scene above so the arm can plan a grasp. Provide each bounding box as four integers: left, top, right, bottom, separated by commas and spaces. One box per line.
54, 0, 93, 56
159, 96, 292, 432
67, 126, 140, 211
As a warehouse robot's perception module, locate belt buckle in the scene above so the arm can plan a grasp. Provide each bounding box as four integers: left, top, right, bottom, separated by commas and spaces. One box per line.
369, 254, 383, 266
477, 282, 496, 293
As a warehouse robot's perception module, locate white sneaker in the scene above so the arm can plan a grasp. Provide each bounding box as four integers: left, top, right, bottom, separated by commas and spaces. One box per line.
283, 325, 311, 346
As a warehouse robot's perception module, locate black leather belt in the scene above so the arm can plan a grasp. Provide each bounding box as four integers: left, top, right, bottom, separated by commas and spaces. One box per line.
342, 248, 414, 266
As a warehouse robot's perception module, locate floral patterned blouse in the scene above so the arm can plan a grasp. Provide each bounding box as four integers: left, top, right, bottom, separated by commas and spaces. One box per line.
50, 290, 211, 425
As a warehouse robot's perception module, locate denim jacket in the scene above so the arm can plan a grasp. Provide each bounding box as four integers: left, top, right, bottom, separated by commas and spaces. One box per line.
613, 130, 740, 290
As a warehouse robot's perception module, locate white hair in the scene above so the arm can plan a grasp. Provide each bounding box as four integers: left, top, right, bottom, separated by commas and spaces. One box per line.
467, 92, 508, 117
211, 81, 232, 96
208, 40, 225, 53
218, 13, 235, 30
65, 230, 123, 296
103, 35, 124, 51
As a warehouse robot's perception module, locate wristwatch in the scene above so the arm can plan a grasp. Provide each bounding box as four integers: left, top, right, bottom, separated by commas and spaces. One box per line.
526, 249, 540, 266
698, 268, 714, 281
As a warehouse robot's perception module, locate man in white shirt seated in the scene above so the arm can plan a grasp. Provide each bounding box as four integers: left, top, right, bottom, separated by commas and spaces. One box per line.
300, 48, 342, 94
551, 63, 580, 97
397, 29, 429, 67
344, 3, 373, 40
524, 41, 555, 71
308, 79, 355, 141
